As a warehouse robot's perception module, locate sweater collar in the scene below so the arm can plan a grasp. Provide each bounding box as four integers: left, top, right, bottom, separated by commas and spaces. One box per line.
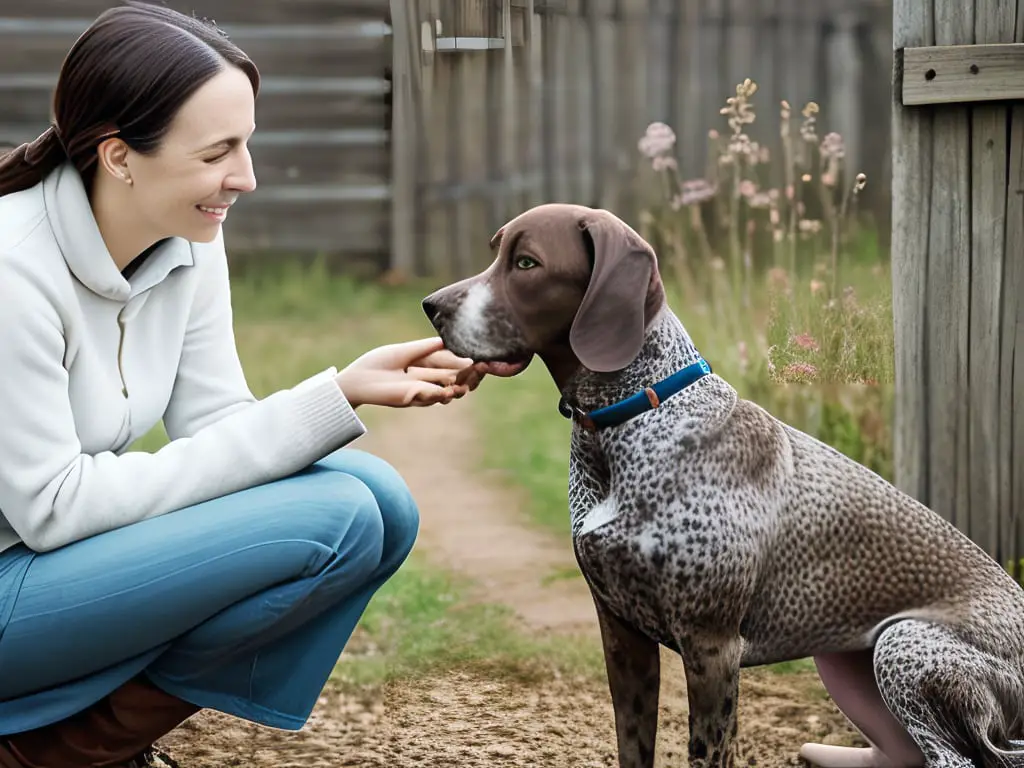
42, 161, 195, 302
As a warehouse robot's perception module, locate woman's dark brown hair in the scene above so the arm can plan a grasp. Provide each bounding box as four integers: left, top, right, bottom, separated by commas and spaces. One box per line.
0, 0, 260, 197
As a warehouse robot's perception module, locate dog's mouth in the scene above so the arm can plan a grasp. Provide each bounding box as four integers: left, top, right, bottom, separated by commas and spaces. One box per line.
477, 358, 531, 377
459, 355, 532, 379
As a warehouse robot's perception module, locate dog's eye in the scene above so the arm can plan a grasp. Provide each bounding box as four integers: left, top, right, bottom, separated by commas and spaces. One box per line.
514, 256, 539, 270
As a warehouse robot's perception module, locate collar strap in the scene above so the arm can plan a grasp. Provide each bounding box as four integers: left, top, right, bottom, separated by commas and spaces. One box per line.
558, 358, 712, 432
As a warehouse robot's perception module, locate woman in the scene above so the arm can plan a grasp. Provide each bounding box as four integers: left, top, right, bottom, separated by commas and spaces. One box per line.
0, 3, 484, 766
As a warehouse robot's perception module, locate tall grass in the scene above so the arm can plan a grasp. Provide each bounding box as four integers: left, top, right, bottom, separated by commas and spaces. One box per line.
636, 78, 895, 480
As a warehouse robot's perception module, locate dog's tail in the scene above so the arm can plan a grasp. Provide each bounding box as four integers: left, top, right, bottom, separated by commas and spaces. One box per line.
965, 668, 1024, 768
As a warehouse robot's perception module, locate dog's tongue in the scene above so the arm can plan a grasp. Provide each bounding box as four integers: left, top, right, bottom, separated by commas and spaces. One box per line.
480, 361, 527, 377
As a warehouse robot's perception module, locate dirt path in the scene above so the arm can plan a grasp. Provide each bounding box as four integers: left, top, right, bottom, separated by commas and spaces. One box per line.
158, 401, 864, 767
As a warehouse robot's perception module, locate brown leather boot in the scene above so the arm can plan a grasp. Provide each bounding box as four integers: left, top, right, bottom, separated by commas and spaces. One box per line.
0, 675, 199, 767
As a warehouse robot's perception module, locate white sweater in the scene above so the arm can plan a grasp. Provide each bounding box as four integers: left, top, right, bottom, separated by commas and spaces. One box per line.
0, 162, 366, 554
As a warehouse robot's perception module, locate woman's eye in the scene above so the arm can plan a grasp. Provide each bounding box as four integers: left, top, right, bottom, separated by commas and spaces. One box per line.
515, 256, 539, 269
204, 152, 229, 164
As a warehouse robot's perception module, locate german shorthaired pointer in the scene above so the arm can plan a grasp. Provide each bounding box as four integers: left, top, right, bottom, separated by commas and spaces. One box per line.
421, 203, 1024, 768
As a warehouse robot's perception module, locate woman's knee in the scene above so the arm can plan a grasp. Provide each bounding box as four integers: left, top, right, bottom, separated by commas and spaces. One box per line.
281, 471, 386, 582
313, 449, 419, 564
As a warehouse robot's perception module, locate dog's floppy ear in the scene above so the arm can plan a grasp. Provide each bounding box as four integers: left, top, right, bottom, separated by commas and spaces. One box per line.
569, 212, 659, 373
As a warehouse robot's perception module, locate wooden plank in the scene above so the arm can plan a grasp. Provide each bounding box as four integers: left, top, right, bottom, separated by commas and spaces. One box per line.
753, 0, 780, 191
725, 0, 756, 119
617, 0, 651, 222
969, 106, 1008, 553
498, 0, 519, 218
926, 0, 973, 529
248, 142, 389, 187
675, 0, 703, 180
573, 0, 595, 206
890, 0, 933, 505
564, 0, 588, 205
825, 3, 864, 194
968, 0, 1015, 560
387, 0, 419, 277
646, 0, 673, 124
0, 26, 388, 80
0, 0, 392, 23
223, 200, 390, 256
903, 43, 1024, 106
699, 0, 725, 180
589, 0, 619, 209
1004, 105, 1024, 568
521, 0, 544, 210
1005, 8, 1024, 570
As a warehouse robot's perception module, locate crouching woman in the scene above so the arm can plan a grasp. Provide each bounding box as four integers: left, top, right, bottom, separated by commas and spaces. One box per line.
0, 3, 480, 766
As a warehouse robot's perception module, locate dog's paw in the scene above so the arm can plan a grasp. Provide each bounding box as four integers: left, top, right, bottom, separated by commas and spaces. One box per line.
798, 743, 886, 768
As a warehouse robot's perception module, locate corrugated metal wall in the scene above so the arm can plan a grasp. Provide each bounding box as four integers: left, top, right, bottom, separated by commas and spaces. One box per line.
0, 0, 393, 267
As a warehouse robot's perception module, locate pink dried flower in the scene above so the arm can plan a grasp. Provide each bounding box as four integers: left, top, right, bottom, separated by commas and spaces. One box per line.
674, 178, 717, 207
810, 279, 826, 295
820, 132, 845, 160
746, 191, 773, 209
790, 332, 819, 352
739, 180, 757, 197
639, 122, 676, 158
737, 341, 749, 374
782, 362, 818, 382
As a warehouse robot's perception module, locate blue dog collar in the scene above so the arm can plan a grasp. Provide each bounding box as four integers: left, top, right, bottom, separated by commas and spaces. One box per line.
558, 358, 713, 431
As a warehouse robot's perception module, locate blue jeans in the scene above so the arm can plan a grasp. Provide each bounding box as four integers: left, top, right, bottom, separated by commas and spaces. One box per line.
0, 447, 419, 735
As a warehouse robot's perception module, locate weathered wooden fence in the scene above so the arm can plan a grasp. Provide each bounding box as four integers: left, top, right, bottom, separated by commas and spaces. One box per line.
891, 0, 1024, 567
2, 0, 896, 278
390, 0, 894, 279
0, 0, 393, 270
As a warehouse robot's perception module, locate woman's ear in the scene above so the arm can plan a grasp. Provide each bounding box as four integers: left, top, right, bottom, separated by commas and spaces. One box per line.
96, 136, 133, 186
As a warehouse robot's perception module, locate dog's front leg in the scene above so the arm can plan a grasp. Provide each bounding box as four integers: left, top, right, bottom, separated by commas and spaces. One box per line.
592, 594, 661, 768
679, 636, 742, 768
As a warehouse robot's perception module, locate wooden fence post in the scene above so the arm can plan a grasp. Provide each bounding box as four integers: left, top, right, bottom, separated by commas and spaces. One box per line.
891, 0, 1024, 565
388, 0, 421, 278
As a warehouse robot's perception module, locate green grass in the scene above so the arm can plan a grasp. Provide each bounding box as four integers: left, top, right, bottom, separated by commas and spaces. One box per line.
336, 556, 603, 687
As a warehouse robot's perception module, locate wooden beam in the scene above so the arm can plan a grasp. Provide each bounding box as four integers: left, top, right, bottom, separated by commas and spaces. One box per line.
902, 43, 1024, 105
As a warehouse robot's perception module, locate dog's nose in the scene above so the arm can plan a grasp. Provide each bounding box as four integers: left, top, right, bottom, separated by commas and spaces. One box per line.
421, 296, 442, 326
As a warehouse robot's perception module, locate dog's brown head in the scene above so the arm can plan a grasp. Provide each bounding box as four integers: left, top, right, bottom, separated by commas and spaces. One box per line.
422, 203, 665, 380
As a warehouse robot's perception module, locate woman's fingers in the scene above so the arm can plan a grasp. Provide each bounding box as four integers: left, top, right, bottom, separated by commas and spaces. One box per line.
388, 337, 448, 368
411, 348, 475, 370
405, 366, 461, 385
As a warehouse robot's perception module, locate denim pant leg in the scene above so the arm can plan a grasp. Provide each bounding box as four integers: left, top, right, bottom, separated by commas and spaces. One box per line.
147, 448, 421, 728
0, 447, 419, 734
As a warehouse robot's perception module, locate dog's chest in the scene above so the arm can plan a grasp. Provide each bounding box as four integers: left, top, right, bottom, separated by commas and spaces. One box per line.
569, 438, 722, 644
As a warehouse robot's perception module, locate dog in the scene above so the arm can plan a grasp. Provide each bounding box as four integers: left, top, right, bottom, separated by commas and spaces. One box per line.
421, 203, 1024, 768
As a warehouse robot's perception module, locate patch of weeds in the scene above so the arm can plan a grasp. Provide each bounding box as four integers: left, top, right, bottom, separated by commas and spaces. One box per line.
332, 555, 605, 688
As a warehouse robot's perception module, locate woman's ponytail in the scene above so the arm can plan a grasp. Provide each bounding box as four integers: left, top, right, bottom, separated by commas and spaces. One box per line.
0, 124, 68, 198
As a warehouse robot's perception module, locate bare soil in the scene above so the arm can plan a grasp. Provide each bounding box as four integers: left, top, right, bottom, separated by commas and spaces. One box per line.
156, 403, 864, 767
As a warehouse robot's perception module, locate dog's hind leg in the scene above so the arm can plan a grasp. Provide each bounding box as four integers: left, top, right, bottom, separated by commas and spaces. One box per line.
799, 649, 925, 767
677, 634, 743, 768
872, 619, 1024, 768
592, 595, 661, 768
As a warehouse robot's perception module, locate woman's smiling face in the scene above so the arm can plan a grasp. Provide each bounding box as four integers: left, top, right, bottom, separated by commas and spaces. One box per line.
119, 63, 258, 243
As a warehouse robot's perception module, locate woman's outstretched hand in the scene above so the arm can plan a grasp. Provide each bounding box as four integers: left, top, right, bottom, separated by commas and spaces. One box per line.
334, 337, 486, 408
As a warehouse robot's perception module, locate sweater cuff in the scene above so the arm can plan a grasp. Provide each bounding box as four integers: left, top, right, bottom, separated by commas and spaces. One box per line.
288, 374, 366, 454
